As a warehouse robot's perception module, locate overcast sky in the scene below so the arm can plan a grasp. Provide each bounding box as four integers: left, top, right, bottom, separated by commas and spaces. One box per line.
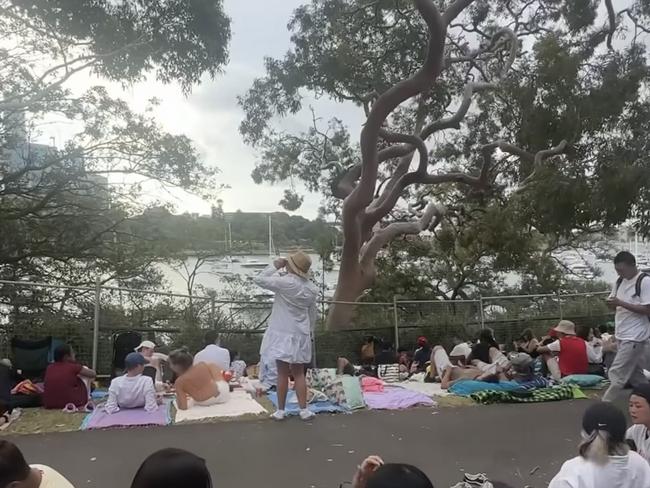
43, 0, 363, 219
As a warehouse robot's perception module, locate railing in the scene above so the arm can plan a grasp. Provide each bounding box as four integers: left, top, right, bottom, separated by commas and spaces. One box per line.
0, 279, 613, 374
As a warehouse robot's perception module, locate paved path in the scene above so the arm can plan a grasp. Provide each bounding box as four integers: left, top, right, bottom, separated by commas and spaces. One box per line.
11, 400, 592, 488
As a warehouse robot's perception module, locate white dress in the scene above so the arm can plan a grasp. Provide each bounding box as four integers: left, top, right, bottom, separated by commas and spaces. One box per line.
255, 265, 318, 364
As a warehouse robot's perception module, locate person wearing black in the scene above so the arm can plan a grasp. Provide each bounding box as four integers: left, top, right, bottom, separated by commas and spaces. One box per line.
411, 337, 431, 373
374, 342, 397, 366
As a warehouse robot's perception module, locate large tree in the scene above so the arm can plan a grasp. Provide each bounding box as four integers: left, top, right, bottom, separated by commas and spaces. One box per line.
240, 0, 650, 328
0, 0, 231, 333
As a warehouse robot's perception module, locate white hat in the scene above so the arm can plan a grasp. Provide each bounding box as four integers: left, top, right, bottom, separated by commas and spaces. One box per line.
135, 340, 156, 352
553, 320, 576, 336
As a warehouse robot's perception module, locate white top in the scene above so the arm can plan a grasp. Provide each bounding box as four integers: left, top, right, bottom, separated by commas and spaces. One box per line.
586, 341, 603, 364
194, 344, 230, 370
254, 265, 318, 336
450, 342, 472, 359
31, 464, 75, 488
548, 452, 650, 488
627, 425, 650, 464
610, 272, 650, 341
105, 374, 157, 414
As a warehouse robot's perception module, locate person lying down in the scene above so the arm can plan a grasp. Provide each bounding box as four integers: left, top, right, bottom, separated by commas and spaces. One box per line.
105, 352, 159, 414
426, 346, 501, 389
168, 349, 231, 410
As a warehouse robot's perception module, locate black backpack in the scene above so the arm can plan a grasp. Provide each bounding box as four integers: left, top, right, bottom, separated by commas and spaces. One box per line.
615, 272, 650, 298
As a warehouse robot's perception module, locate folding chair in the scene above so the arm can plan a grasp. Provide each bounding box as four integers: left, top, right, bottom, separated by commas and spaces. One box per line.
10, 336, 52, 380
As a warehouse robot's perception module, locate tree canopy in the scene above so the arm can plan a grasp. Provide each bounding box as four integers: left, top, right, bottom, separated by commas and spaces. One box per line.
239, 0, 650, 327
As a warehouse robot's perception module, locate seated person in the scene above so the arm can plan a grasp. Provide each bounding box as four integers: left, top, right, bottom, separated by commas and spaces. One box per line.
374, 342, 396, 366
410, 337, 431, 373
536, 320, 588, 381
360, 336, 377, 366
397, 348, 412, 374
105, 353, 158, 414
468, 328, 510, 375
169, 349, 230, 410
513, 328, 540, 357
627, 384, 650, 464
0, 439, 75, 487
449, 340, 472, 366
427, 345, 495, 389
229, 351, 247, 380
576, 324, 605, 376
193, 330, 230, 371
43, 344, 96, 410
135, 340, 168, 391
507, 353, 549, 389
337, 357, 356, 376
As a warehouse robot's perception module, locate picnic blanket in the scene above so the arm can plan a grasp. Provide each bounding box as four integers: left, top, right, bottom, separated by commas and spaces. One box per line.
397, 381, 450, 397
448, 380, 522, 396
174, 389, 267, 422
267, 390, 344, 415
469, 385, 585, 405
363, 386, 435, 410
81, 402, 171, 430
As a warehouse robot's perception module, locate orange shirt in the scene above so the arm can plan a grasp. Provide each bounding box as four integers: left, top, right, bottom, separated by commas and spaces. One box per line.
174, 362, 222, 410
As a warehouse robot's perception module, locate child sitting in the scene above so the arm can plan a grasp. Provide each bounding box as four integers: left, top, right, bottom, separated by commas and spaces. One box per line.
105, 353, 159, 414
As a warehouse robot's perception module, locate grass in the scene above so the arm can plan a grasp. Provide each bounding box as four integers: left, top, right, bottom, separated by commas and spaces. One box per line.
7, 408, 86, 435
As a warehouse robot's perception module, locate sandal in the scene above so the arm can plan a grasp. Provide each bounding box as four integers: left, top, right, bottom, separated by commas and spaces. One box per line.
62, 403, 78, 413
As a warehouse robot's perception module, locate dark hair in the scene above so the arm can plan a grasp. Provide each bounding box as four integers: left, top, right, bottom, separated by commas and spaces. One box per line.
614, 251, 636, 266
518, 328, 534, 342
579, 402, 628, 463
366, 463, 433, 488
0, 440, 31, 487
576, 324, 591, 341
204, 330, 219, 347
229, 350, 238, 363
478, 328, 497, 347
130, 448, 212, 488
53, 344, 73, 362
168, 349, 193, 371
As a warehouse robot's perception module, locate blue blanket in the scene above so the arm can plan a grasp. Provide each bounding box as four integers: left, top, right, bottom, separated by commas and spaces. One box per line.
267, 391, 344, 415
448, 380, 522, 396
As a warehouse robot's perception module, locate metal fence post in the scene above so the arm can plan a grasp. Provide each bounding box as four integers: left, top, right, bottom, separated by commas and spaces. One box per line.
479, 296, 485, 329
393, 296, 400, 349
557, 291, 563, 320
92, 279, 101, 371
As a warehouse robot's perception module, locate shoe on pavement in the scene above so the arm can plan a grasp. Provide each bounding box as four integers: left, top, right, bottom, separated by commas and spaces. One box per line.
299, 409, 315, 421
270, 410, 286, 421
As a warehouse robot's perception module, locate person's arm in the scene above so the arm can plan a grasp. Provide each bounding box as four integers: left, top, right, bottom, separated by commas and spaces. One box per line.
175, 378, 189, 410
253, 260, 288, 292
526, 339, 540, 354
104, 382, 119, 414
79, 365, 96, 379
143, 379, 158, 412
352, 456, 384, 488
537, 340, 560, 355
607, 297, 650, 315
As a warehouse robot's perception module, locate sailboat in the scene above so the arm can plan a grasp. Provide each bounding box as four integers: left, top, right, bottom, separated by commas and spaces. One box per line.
241, 215, 275, 269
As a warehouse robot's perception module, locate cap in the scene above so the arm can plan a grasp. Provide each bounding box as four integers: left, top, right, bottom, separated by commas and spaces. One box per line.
582, 402, 626, 443
417, 336, 428, 346
135, 340, 156, 352
632, 384, 650, 405
510, 353, 533, 374
124, 352, 148, 369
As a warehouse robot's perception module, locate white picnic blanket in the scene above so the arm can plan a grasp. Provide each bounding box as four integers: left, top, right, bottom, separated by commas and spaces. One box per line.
174, 389, 267, 422
397, 381, 450, 397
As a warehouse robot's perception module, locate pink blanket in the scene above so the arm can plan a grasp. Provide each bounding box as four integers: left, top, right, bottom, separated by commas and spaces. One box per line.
363, 386, 435, 410
361, 376, 385, 393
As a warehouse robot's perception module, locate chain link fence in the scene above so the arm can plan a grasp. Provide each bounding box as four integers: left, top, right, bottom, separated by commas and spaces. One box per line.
0, 279, 614, 374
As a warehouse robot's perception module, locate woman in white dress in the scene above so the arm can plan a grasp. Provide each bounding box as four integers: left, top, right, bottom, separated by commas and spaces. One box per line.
549, 402, 650, 488
254, 251, 318, 421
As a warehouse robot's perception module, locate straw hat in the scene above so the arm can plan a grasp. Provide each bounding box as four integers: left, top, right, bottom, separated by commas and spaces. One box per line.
553, 320, 576, 336
287, 251, 311, 278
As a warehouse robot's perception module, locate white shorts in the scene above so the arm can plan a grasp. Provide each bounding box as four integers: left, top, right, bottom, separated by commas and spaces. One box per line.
194, 380, 231, 406
433, 348, 452, 375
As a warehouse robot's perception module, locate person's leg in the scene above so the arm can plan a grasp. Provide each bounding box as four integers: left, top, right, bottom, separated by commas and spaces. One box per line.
603, 340, 643, 402
540, 353, 561, 381
337, 357, 350, 375
291, 363, 308, 409
430, 346, 452, 379
489, 347, 510, 369
275, 360, 290, 411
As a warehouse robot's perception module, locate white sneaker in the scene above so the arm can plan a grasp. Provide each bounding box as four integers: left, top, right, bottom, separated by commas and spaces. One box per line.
270, 410, 286, 421
299, 409, 315, 421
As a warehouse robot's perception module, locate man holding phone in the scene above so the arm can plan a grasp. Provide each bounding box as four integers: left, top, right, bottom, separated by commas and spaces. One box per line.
603, 251, 650, 401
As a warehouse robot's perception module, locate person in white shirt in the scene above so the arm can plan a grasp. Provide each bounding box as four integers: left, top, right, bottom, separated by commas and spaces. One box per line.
134, 340, 168, 391
0, 439, 75, 488
549, 402, 650, 488
193, 330, 230, 371
254, 251, 318, 421
105, 353, 158, 414
627, 384, 650, 464
603, 251, 650, 402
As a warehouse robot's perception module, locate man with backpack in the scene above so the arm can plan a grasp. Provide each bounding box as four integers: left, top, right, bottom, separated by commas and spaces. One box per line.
603, 251, 650, 401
